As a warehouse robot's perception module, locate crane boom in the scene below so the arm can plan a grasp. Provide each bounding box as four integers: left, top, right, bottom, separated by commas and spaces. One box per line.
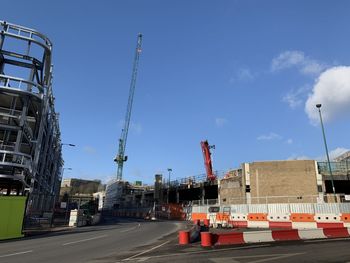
200, 140, 216, 181
114, 33, 143, 181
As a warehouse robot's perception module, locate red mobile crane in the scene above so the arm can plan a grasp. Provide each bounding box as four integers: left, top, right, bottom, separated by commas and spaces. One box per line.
200, 140, 216, 181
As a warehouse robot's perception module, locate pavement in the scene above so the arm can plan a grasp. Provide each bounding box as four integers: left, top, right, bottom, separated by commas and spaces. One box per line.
23, 226, 74, 237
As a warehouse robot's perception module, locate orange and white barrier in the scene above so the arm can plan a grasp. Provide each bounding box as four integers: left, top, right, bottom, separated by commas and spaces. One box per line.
190, 203, 350, 229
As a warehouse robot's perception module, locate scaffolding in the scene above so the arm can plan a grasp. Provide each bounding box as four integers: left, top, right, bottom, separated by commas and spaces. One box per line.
0, 21, 63, 215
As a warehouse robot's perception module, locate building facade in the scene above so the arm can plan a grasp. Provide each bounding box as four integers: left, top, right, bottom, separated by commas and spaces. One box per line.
221, 159, 350, 205
0, 21, 63, 214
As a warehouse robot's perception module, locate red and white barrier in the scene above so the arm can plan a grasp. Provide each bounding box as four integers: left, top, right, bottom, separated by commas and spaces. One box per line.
201, 227, 350, 247
192, 213, 350, 230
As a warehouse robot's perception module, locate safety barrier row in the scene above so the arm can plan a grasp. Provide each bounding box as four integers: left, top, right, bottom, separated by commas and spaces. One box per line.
190, 203, 350, 229
191, 212, 350, 229
200, 227, 350, 247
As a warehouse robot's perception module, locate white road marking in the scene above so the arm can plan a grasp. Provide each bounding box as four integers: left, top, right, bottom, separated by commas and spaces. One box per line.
0, 250, 33, 258
304, 237, 350, 243
120, 224, 141, 233
122, 241, 170, 261
62, 234, 107, 246
122, 244, 270, 261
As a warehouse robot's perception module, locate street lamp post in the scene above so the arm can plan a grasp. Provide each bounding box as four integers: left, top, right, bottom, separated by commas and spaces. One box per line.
167, 168, 172, 204
62, 143, 76, 147
316, 104, 337, 202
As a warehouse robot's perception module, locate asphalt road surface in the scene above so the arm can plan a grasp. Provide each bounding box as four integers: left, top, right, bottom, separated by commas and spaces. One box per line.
0, 218, 183, 263
116, 236, 350, 263
2, 219, 350, 263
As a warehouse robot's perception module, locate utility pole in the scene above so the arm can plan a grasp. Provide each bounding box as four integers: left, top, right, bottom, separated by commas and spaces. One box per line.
316, 104, 337, 202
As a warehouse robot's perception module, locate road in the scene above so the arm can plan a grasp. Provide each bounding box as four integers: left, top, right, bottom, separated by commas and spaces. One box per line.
0, 218, 183, 263
116, 237, 350, 263
2, 219, 350, 263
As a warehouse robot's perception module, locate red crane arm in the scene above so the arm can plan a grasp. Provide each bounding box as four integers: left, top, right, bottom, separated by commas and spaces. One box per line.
200, 140, 216, 181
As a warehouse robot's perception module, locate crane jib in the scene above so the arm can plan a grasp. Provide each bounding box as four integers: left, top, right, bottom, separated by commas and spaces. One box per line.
115, 34, 143, 181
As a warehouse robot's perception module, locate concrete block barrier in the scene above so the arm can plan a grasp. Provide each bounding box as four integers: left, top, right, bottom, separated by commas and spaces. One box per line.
215, 232, 244, 245
243, 231, 274, 243
298, 228, 325, 239
272, 229, 299, 241
323, 227, 350, 238
200, 227, 350, 247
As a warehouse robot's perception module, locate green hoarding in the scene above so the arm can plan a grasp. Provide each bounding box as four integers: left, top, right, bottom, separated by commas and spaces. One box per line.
0, 196, 27, 240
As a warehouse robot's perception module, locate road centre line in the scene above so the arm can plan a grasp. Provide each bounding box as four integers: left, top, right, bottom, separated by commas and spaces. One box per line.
0, 250, 33, 258
62, 234, 108, 246
122, 241, 170, 261
122, 244, 270, 261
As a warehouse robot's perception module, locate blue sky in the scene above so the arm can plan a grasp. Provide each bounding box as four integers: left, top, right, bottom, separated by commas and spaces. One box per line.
2, 1, 350, 184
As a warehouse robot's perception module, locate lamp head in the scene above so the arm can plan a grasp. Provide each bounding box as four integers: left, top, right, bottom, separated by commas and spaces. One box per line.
316, 104, 322, 109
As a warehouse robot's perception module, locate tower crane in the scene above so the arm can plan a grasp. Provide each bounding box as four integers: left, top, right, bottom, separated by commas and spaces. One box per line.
114, 33, 143, 181
200, 140, 217, 181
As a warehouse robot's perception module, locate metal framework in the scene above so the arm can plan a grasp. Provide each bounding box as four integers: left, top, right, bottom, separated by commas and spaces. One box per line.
0, 21, 63, 214
114, 33, 142, 181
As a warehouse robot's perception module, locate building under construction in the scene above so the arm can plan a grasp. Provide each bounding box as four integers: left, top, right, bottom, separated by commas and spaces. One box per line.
103, 154, 350, 218
0, 21, 63, 215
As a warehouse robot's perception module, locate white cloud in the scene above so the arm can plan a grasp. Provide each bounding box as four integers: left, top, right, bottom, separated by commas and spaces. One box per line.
287, 154, 311, 160
257, 132, 282, 141
305, 66, 350, 124
282, 85, 311, 109
272, 50, 304, 71
130, 122, 143, 134
316, 147, 350, 161
83, 146, 97, 155
237, 68, 254, 81
271, 50, 327, 76
288, 147, 349, 161
118, 120, 143, 135
230, 67, 255, 83
301, 61, 325, 75
286, 138, 293, 144
215, 117, 228, 128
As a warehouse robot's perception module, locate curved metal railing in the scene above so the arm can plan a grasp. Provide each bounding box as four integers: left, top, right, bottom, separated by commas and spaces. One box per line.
0, 74, 46, 96
0, 20, 52, 51
0, 150, 32, 172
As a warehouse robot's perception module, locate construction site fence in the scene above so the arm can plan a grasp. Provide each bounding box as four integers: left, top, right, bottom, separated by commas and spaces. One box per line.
103, 203, 187, 220
192, 194, 350, 206
191, 202, 350, 214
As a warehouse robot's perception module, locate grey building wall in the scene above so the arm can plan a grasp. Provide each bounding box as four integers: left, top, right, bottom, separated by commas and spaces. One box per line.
220, 160, 319, 204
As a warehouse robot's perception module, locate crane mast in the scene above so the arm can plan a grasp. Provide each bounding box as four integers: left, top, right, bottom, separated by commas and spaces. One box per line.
114, 33, 143, 181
